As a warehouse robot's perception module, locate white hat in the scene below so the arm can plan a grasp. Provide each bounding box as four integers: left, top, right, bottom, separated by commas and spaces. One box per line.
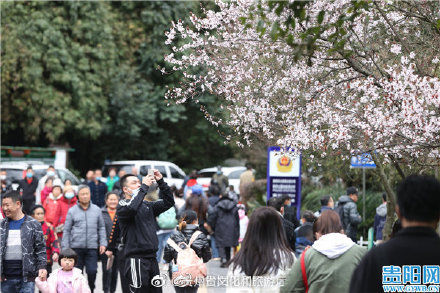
52, 178, 64, 189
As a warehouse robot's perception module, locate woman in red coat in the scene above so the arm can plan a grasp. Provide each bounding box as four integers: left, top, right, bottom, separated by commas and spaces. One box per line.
31, 205, 60, 274
43, 182, 63, 226
40, 176, 54, 206
56, 186, 77, 239
43, 181, 77, 239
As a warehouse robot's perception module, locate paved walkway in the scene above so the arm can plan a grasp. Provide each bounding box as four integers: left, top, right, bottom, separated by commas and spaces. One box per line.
46, 258, 229, 292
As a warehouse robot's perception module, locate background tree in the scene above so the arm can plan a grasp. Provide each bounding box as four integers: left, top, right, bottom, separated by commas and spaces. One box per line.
1, 1, 235, 172
164, 0, 440, 239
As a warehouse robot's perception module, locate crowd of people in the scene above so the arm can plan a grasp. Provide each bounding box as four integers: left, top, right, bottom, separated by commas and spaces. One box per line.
0, 163, 439, 293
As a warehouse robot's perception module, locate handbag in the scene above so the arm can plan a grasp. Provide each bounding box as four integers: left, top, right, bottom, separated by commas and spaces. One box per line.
300, 246, 311, 292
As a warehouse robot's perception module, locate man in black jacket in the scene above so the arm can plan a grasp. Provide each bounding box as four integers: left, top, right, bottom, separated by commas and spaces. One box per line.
0, 190, 47, 292
117, 170, 174, 293
267, 197, 296, 252
350, 175, 440, 293
280, 194, 301, 229
18, 166, 38, 215
208, 193, 239, 268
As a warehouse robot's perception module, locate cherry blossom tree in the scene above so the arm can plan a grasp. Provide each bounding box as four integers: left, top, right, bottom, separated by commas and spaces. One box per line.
163, 0, 440, 239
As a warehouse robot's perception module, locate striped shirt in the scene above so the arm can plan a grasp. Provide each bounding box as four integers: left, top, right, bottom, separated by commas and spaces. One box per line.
4, 216, 24, 278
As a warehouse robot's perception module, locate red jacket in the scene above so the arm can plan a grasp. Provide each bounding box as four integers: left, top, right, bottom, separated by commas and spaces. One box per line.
41, 221, 60, 263
40, 186, 52, 205
43, 193, 62, 227
58, 195, 77, 226
43, 194, 77, 238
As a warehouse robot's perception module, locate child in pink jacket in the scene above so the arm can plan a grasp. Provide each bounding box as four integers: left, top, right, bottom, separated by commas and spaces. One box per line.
35, 248, 90, 293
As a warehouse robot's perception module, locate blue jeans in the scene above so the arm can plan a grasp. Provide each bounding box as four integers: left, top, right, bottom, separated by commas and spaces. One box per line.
210, 236, 219, 258
73, 248, 98, 291
156, 231, 172, 263
1, 279, 35, 293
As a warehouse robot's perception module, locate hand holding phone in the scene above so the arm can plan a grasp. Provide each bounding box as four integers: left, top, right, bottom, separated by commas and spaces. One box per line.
152, 169, 163, 181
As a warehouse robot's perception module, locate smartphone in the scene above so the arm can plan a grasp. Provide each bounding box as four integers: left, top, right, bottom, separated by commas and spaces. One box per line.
148, 169, 154, 176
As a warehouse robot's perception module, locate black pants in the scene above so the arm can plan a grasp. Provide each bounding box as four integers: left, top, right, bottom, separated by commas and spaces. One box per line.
46, 263, 53, 275
101, 253, 118, 293
23, 198, 35, 215
218, 246, 231, 262
73, 248, 98, 292
117, 251, 130, 293
174, 285, 199, 293
124, 257, 162, 293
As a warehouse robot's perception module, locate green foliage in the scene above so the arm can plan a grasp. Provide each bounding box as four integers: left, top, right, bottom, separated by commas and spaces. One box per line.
251, 0, 370, 63
356, 191, 383, 232
301, 185, 345, 213
246, 197, 264, 217
1, 1, 235, 173
301, 183, 383, 238
1, 2, 116, 142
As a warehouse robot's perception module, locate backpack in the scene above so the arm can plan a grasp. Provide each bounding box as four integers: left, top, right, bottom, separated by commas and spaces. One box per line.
157, 207, 178, 229
167, 231, 207, 286
334, 201, 347, 229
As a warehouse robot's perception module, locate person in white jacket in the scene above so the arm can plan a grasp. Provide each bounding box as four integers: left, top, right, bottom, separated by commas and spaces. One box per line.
35, 248, 90, 293
226, 207, 296, 293
36, 166, 60, 205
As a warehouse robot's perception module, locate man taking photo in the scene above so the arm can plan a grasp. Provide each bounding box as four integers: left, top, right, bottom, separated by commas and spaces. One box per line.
117, 169, 174, 292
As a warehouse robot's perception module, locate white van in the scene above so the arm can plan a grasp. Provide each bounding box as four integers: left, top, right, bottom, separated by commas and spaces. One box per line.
197, 166, 247, 194
0, 161, 82, 192
102, 160, 186, 189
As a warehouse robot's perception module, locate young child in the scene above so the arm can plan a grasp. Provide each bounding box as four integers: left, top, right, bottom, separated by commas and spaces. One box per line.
43, 179, 63, 227
163, 210, 211, 293
35, 248, 91, 293
40, 177, 54, 205
30, 205, 60, 274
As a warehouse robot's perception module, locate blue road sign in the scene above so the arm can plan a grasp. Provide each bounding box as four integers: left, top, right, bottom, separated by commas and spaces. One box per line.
267, 147, 302, 219
351, 153, 376, 168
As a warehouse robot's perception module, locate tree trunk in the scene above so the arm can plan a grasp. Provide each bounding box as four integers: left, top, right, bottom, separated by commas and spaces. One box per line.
372, 154, 397, 241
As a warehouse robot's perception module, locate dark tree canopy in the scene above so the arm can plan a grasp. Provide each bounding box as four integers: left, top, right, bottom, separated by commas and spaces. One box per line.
1, 1, 234, 173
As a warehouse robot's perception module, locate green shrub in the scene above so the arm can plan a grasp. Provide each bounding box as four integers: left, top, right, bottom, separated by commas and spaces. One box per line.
301, 184, 383, 238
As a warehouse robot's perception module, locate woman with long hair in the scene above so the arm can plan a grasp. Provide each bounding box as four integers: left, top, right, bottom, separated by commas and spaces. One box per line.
281, 210, 366, 293
184, 185, 210, 236
226, 207, 296, 293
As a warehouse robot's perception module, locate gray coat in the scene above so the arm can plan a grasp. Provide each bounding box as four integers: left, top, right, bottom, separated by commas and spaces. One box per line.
338, 195, 362, 240
61, 203, 107, 249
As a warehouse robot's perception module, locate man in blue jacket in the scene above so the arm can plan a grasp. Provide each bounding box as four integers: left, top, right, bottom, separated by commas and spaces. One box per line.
117, 169, 174, 293
88, 170, 107, 208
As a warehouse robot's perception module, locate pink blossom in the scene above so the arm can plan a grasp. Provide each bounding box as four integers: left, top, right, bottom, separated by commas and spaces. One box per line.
162, 0, 440, 164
